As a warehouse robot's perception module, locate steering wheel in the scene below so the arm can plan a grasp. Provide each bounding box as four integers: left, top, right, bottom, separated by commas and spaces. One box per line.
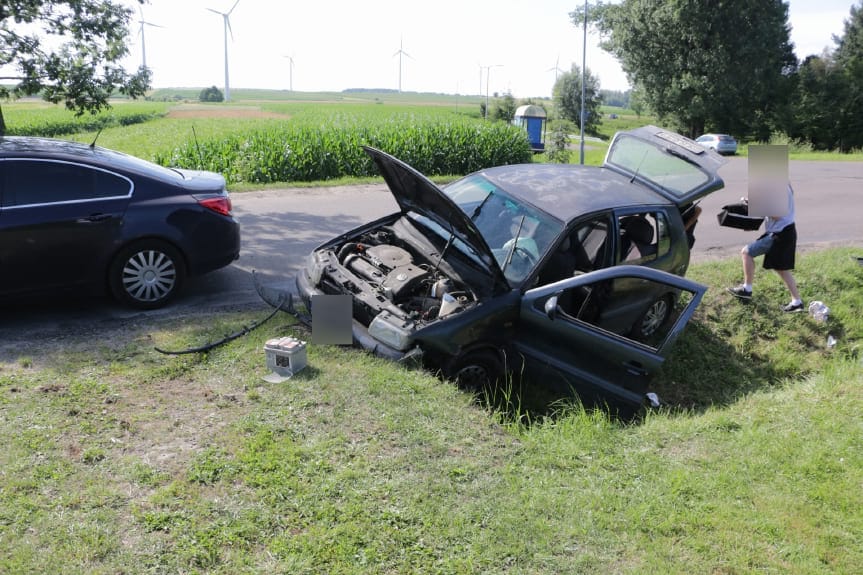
512, 245, 538, 267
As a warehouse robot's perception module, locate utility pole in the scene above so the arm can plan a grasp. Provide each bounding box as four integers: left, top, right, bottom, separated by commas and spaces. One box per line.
482, 64, 502, 120
580, 0, 588, 165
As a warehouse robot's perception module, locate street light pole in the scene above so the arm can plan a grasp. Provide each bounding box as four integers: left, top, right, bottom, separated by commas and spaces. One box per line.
580, 0, 587, 165
482, 64, 502, 120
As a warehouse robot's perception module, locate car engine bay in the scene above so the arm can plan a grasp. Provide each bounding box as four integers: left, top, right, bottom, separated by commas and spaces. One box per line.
316, 226, 480, 329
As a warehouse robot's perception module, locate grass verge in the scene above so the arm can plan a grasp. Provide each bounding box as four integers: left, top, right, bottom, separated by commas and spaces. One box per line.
0, 250, 861, 574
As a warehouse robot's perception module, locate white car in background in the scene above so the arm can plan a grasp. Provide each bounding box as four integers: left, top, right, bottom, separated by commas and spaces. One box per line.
695, 133, 738, 155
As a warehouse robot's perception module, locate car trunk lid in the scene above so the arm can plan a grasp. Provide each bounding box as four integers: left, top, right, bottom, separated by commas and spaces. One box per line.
603, 125, 727, 206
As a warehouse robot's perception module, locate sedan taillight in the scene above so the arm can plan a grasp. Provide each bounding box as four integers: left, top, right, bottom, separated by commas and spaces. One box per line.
198, 196, 233, 216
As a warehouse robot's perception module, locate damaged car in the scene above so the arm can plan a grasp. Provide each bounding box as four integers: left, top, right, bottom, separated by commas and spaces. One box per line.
296, 126, 726, 413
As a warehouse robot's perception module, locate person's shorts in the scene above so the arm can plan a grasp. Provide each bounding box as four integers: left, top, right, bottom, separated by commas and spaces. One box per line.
746, 224, 796, 270
745, 234, 775, 258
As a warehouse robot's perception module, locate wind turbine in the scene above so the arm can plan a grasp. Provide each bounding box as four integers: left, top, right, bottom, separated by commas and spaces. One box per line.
207, 0, 241, 102
547, 55, 564, 84
283, 55, 295, 91
136, 5, 163, 70
393, 37, 412, 93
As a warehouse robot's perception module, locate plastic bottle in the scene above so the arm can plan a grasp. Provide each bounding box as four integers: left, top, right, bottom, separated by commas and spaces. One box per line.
808, 301, 830, 322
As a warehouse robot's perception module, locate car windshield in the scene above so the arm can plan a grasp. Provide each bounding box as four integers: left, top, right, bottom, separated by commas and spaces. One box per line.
441, 174, 564, 283
606, 134, 710, 199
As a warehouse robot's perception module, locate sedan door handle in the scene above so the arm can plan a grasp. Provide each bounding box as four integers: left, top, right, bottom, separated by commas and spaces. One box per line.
77, 213, 112, 223
623, 361, 648, 377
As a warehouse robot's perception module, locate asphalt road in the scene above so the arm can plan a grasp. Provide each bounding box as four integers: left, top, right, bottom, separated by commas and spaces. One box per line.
1, 157, 861, 348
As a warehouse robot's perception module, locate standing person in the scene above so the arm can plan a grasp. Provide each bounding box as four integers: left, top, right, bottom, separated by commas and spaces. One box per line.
727, 183, 803, 312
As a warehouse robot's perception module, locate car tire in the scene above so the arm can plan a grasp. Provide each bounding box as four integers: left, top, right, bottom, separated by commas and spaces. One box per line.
632, 294, 674, 340
448, 350, 505, 391
109, 240, 186, 309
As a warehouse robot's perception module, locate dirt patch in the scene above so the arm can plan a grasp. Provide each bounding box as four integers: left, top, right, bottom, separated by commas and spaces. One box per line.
166, 107, 290, 120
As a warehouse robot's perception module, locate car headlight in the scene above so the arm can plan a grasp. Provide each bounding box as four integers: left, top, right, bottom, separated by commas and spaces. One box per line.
368, 311, 415, 351
306, 251, 327, 285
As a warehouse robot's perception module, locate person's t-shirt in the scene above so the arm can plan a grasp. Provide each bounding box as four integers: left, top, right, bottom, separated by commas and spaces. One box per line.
765, 184, 795, 233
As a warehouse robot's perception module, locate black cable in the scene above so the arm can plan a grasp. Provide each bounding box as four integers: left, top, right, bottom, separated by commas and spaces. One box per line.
154, 295, 286, 355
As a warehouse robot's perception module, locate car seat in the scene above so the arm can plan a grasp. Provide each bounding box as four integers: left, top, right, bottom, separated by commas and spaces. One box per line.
620, 215, 656, 260
538, 236, 577, 285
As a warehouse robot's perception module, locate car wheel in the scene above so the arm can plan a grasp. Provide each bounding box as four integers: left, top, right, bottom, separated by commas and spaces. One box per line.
109, 240, 186, 309
632, 294, 673, 340
448, 350, 505, 391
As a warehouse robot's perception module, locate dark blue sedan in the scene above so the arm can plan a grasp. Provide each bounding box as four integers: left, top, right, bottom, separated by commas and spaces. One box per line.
0, 136, 240, 309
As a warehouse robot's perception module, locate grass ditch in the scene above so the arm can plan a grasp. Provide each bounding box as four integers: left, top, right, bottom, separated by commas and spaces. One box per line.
1, 247, 861, 573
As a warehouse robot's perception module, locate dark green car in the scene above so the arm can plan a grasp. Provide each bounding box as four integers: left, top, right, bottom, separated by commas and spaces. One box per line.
297, 126, 727, 414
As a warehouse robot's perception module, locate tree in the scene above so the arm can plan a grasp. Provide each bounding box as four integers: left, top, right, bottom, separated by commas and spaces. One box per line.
600, 89, 629, 109
552, 64, 603, 136
0, 0, 151, 135
628, 86, 646, 117
492, 91, 518, 122
786, 2, 863, 152
834, 2, 863, 70
830, 1, 863, 150
788, 55, 845, 150
587, 1, 795, 139
199, 86, 225, 103
546, 118, 574, 164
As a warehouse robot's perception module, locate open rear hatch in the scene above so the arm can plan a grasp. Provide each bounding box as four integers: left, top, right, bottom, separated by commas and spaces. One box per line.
604, 125, 727, 206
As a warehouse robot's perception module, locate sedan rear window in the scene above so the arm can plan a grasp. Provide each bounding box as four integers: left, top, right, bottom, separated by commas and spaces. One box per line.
0, 159, 132, 207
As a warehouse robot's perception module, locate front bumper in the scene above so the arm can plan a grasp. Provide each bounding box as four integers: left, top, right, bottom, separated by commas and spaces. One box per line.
295, 269, 409, 362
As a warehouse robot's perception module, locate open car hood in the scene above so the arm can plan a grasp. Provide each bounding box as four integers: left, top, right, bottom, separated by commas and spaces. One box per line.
363, 146, 508, 289
603, 125, 727, 206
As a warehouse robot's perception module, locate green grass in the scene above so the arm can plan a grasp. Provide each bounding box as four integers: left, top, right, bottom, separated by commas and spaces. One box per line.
1, 247, 861, 573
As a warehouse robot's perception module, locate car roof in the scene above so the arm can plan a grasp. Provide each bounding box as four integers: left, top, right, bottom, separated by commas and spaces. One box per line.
0, 135, 181, 180
0, 135, 147, 166
476, 163, 672, 223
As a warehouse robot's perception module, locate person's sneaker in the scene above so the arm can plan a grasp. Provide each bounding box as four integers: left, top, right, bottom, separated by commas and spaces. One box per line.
727, 285, 752, 300
781, 301, 805, 313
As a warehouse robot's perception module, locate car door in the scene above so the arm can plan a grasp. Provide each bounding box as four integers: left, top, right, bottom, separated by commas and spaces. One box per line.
513, 265, 706, 414
0, 159, 132, 295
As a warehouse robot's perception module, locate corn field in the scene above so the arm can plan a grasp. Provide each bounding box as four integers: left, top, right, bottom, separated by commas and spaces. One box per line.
155, 113, 533, 184
4, 101, 534, 184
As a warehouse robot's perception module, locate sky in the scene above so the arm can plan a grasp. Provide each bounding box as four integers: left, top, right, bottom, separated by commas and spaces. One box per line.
120, 0, 859, 98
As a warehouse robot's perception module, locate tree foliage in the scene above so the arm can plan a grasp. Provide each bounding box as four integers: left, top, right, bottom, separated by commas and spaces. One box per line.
199, 86, 225, 103
785, 2, 863, 151
789, 56, 845, 150
545, 119, 574, 164
600, 89, 629, 109
552, 64, 603, 136
0, 0, 151, 134
492, 91, 518, 122
830, 1, 863, 150
587, 0, 795, 139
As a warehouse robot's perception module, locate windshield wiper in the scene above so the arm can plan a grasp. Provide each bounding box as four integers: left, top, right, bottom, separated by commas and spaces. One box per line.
470, 190, 494, 221
501, 214, 526, 275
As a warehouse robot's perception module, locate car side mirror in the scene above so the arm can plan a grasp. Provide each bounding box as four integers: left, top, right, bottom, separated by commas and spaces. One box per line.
544, 294, 559, 320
